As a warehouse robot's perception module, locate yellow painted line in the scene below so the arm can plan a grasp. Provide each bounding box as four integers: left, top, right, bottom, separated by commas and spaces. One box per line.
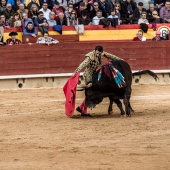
62, 31, 77, 35
79, 29, 156, 41
3, 29, 156, 42
38, 31, 60, 35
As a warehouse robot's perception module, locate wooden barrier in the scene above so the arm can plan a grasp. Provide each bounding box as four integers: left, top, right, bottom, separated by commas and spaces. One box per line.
22, 34, 79, 43
0, 41, 170, 76
3, 24, 170, 42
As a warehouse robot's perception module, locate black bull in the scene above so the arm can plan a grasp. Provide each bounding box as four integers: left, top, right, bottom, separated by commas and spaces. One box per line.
84, 60, 158, 116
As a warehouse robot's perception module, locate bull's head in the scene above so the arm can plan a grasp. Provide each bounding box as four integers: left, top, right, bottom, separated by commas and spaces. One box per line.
77, 84, 103, 109
85, 86, 103, 109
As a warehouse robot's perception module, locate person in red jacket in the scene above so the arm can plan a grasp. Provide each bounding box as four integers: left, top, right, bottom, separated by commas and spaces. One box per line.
52, 1, 63, 20
132, 29, 146, 41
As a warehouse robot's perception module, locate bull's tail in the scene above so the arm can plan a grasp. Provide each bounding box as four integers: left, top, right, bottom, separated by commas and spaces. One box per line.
132, 70, 158, 81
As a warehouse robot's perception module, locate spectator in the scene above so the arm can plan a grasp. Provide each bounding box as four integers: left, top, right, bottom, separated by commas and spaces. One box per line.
23, 21, 38, 37
39, 0, 52, 10
147, 4, 156, 14
148, 0, 155, 6
97, 0, 109, 17
152, 30, 164, 41
28, 4, 39, 22
47, 11, 56, 26
108, 8, 120, 26
132, 2, 147, 24
2, 3, 15, 20
107, 0, 117, 14
21, 13, 33, 29
120, 0, 137, 24
70, 0, 88, 9
0, 0, 7, 13
147, 4, 156, 21
10, 12, 21, 27
78, 11, 91, 25
39, 2, 51, 20
57, 0, 68, 10
138, 11, 149, 24
34, 11, 49, 35
52, 1, 63, 20
114, 3, 122, 21
76, 2, 89, 18
13, 0, 22, 12
0, 14, 9, 41
132, 29, 146, 41
0, 26, 3, 42
92, 10, 104, 25
90, 2, 100, 19
56, 12, 67, 25
64, 3, 74, 18
150, 10, 163, 23
36, 32, 59, 44
6, 31, 21, 45
0, 14, 10, 27
155, 0, 166, 11
27, 0, 40, 11
67, 9, 78, 26
160, 0, 170, 23
17, 3, 28, 18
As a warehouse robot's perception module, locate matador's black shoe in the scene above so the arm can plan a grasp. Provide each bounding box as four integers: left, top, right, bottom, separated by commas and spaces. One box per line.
81, 113, 92, 117
76, 107, 92, 117
76, 106, 82, 114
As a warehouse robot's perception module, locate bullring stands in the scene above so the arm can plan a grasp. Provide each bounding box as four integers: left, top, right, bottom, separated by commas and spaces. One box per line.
3, 24, 170, 42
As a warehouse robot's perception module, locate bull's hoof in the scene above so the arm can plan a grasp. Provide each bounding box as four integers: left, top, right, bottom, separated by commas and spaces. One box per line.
81, 113, 92, 117
121, 114, 127, 117
108, 111, 113, 115
130, 109, 135, 113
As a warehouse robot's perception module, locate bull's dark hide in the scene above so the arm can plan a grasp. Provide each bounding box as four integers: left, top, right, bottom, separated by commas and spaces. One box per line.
85, 60, 158, 116
85, 60, 132, 105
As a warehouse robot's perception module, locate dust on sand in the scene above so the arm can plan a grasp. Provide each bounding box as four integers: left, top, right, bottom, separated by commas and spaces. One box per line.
0, 84, 169, 170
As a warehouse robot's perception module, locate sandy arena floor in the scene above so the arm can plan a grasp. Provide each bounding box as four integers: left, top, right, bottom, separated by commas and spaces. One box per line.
0, 84, 169, 170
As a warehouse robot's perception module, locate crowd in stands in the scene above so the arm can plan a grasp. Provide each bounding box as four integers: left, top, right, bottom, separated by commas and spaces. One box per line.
0, 0, 170, 44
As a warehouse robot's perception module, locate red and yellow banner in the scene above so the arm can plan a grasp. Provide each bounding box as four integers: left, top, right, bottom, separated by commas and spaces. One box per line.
3, 24, 170, 42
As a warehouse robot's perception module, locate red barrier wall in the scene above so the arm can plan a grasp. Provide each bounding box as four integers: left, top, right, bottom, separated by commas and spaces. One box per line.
0, 41, 169, 76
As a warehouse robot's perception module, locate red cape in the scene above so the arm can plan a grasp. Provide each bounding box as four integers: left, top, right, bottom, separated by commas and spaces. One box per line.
63, 73, 80, 117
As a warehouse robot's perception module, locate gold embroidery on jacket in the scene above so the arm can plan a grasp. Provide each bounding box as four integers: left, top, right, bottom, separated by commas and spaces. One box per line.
75, 51, 120, 84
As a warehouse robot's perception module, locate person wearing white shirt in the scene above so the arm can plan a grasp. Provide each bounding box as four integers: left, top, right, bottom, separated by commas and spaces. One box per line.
36, 32, 59, 45
132, 29, 146, 41
39, 2, 51, 20
108, 8, 120, 26
47, 12, 57, 26
92, 10, 104, 25
138, 11, 149, 24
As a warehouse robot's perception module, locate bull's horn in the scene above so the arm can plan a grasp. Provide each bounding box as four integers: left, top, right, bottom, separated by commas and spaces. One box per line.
76, 88, 85, 91
77, 85, 89, 88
